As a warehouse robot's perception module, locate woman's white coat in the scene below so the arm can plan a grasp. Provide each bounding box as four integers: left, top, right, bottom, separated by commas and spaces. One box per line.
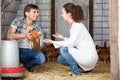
53, 22, 98, 71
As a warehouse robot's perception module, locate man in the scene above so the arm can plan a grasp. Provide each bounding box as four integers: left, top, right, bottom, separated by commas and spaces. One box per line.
7, 4, 46, 72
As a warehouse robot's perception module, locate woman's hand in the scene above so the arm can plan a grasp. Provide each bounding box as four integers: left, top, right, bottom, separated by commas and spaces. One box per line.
43, 39, 53, 45
52, 33, 64, 40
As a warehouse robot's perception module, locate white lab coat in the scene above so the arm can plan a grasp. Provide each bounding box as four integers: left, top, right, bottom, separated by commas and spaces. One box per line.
53, 22, 98, 71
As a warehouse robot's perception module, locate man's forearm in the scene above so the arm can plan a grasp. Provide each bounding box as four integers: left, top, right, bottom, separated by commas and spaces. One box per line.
8, 33, 26, 40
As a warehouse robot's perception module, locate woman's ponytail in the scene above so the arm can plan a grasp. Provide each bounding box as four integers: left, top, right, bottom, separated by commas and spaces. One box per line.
63, 3, 84, 22
74, 5, 84, 22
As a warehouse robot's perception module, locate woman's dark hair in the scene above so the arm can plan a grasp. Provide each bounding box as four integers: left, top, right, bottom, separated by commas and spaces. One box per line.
24, 4, 39, 18
63, 3, 84, 22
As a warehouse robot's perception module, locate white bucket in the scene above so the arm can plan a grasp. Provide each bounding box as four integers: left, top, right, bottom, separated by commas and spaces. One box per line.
2, 40, 19, 67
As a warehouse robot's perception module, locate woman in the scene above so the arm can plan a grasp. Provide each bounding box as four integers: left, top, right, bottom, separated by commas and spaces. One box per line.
43, 3, 98, 76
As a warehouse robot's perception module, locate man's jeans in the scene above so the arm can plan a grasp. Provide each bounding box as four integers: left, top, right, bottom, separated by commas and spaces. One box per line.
19, 48, 46, 69
57, 47, 80, 75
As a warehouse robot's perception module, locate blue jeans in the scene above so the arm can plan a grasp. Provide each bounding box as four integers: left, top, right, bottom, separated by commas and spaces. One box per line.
19, 48, 46, 69
57, 47, 80, 75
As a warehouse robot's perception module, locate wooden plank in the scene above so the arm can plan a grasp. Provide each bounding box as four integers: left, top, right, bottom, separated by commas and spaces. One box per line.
89, 0, 93, 38
0, 0, 1, 74
110, 0, 119, 80
119, 0, 120, 79
51, 0, 55, 40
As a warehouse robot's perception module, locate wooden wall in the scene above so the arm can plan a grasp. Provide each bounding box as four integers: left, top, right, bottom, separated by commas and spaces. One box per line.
110, 0, 120, 80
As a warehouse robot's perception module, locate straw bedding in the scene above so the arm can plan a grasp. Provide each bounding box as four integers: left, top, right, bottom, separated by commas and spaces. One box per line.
23, 61, 110, 80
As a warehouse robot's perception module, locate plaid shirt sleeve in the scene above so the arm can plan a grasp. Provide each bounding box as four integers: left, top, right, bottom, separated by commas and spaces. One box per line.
10, 17, 23, 28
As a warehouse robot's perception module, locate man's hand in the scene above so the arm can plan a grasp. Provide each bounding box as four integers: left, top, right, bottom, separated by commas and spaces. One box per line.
26, 32, 33, 40
26, 30, 41, 40
29, 30, 41, 39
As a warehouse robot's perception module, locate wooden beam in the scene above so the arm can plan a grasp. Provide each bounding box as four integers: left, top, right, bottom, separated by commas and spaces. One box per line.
119, 0, 120, 78
89, 0, 93, 38
110, 0, 120, 80
0, 0, 1, 73
51, 0, 55, 40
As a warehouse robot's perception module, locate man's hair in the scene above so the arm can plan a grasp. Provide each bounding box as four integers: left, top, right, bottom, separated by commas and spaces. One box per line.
24, 4, 39, 18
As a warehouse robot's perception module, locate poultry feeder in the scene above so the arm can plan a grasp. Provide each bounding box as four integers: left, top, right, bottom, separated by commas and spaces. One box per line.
1, 40, 25, 78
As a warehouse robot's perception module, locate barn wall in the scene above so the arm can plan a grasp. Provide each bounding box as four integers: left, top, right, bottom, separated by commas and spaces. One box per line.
55, 0, 89, 38
1, 0, 110, 47
93, 0, 110, 46
1, 0, 21, 39
55, 0, 110, 47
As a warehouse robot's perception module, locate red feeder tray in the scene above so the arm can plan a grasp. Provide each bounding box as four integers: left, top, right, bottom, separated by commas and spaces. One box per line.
1, 67, 25, 77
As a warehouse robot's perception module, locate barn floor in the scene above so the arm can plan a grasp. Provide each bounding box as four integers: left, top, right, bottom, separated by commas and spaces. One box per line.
23, 61, 110, 80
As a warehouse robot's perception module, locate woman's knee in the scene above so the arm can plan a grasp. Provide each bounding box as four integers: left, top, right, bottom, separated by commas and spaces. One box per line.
57, 55, 62, 63
60, 47, 68, 54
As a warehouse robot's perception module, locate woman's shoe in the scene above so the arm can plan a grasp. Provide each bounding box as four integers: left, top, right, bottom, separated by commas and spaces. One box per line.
70, 73, 81, 77
82, 70, 92, 73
